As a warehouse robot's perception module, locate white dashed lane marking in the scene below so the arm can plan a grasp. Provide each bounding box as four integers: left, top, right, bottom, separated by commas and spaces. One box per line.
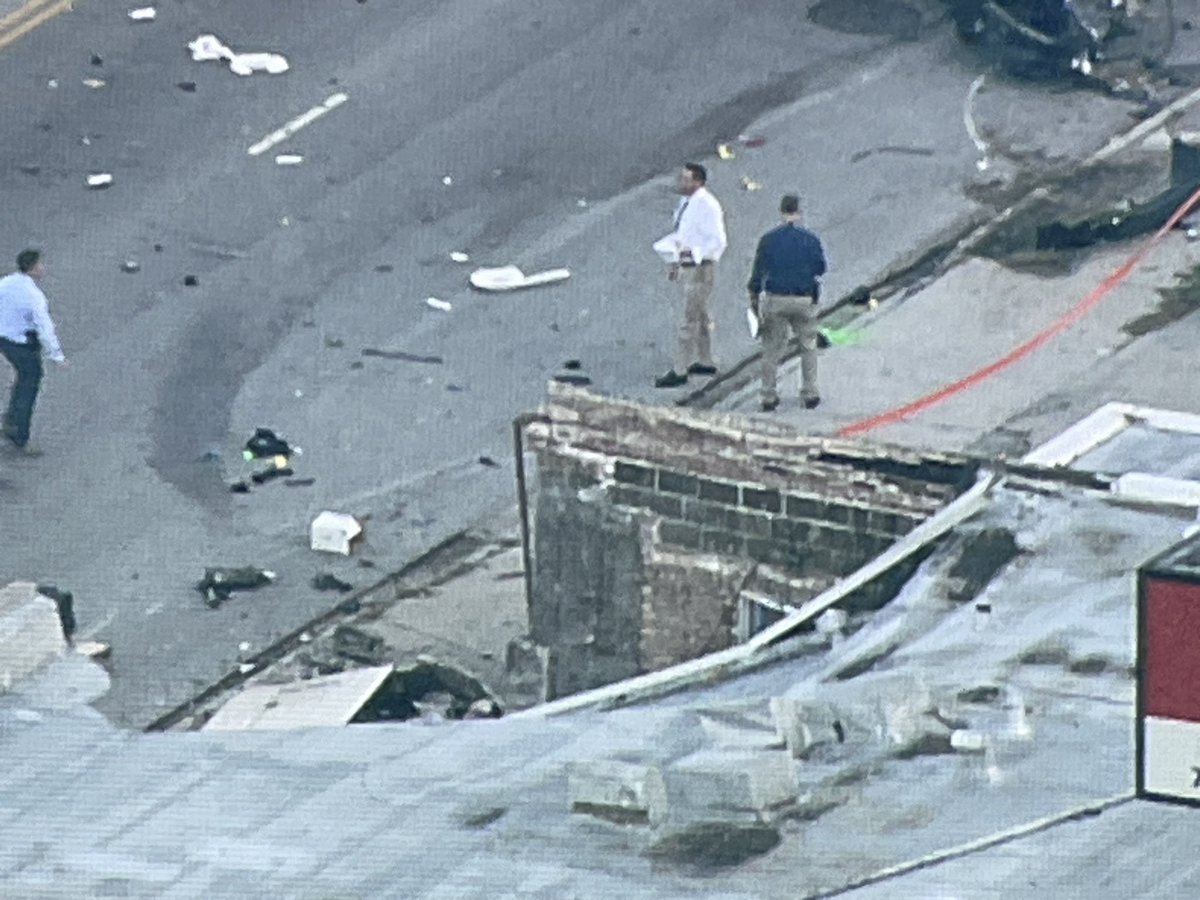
247, 92, 349, 157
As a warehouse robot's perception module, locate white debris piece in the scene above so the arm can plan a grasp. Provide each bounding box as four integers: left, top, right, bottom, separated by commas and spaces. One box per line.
311, 511, 362, 555
426, 297, 452, 311
275, 154, 303, 166
128, 7, 156, 21
82, 78, 106, 88
441, 175, 453, 186
188, 34, 289, 77
469, 265, 570, 292
86, 173, 114, 189
47, 79, 58, 89
449, 251, 470, 263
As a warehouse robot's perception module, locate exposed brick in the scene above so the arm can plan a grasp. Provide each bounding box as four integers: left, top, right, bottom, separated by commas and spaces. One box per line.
771, 517, 810, 545
701, 530, 744, 557
741, 486, 782, 513
812, 524, 857, 556
868, 510, 901, 535
786, 494, 822, 520
735, 511, 773, 540
698, 477, 739, 505
609, 484, 652, 510
846, 504, 871, 532
683, 499, 731, 530
822, 503, 851, 526
614, 461, 655, 488
747, 539, 804, 570
645, 492, 684, 519
658, 469, 699, 496
659, 520, 701, 550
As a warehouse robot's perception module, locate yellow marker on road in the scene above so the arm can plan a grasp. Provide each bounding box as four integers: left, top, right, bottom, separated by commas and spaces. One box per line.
0, 0, 74, 52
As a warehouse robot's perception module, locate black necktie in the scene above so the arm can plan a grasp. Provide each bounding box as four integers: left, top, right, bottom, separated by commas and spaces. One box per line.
673, 199, 689, 231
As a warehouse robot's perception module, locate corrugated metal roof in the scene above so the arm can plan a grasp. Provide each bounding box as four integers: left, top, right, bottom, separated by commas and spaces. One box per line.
204, 665, 394, 731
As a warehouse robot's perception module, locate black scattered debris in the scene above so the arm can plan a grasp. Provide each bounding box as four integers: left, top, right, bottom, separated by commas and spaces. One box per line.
302, 319, 316, 327
324, 336, 344, 348
374, 264, 394, 273
244, 427, 293, 459
446, 383, 464, 392
358, 559, 376, 569
229, 480, 251, 493
251, 464, 294, 485
847, 285, 872, 305
176, 81, 197, 92
284, 477, 316, 487
90, 53, 103, 66
553, 373, 592, 386
183, 275, 198, 286
37, 584, 75, 644
349, 361, 365, 370
832, 719, 846, 743
563, 359, 581, 370
153, 243, 163, 252
120, 260, 140, 273
478, 455, 500, 468
361, 348, 444, 364
196, 567, 274, 608
311, 572, 354, 593
549, 323, 560, 332
18, 165, 40, 176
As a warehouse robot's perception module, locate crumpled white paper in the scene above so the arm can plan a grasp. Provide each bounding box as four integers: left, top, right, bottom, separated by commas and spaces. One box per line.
188, 34, 289, 76
652, 234, 680, 265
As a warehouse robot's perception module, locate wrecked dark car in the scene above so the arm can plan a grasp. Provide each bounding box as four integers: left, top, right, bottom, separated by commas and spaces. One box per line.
947, 0, 1174, 80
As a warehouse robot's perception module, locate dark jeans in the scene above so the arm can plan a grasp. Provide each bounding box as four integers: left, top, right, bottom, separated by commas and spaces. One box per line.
0, 334, 43, 448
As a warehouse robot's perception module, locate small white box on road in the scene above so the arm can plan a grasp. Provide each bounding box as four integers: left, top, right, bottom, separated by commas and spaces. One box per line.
311, 511, 362, 555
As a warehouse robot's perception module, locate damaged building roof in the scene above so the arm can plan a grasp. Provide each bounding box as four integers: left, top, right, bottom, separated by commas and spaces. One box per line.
2, 412, 1199, 898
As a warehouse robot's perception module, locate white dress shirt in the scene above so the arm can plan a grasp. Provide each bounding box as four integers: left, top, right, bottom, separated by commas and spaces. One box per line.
0, 272, 65, 361
669, 186, 728, 264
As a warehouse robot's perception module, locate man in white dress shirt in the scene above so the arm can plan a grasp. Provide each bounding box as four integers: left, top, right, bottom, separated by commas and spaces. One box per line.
655, 162, 728, 388
0, 249, 66, 453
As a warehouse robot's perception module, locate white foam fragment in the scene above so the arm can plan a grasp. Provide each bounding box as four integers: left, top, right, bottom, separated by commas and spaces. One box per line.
449, 251, 470, 263
275, 154, 303, 166
426, 297, 452, 311
86, 173, 114, 188
128, 7, 156, 20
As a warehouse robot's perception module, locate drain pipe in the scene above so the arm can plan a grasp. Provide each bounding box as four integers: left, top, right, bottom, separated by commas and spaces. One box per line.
513, 412, 550, 614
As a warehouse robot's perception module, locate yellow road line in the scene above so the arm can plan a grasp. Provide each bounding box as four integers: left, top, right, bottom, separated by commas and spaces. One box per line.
0, 0, 73, 52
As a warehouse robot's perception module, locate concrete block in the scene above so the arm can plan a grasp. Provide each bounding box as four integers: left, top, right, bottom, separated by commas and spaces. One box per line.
568, 759, 666, 824
663, 750, 796, 823
0, 582, 67, 693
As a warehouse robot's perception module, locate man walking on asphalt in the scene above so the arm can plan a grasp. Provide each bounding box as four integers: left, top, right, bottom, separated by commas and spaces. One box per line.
655, 162, 728, 388
747, 194, 826, 412
0, 249, 66, 454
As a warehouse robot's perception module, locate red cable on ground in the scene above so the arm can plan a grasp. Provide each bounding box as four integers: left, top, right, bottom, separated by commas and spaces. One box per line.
837, 184, 1200, 439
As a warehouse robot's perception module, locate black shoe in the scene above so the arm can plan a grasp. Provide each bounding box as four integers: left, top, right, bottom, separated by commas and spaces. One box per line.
687, 362, 718, 377
761, 398, 780, 412
654, 370, 688, 388
803, 397, 821, 410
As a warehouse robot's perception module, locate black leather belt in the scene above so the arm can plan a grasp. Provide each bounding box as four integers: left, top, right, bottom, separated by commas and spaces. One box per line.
680, 259, 713, 268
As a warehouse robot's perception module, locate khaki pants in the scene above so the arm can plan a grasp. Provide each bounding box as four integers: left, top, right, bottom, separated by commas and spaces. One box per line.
759, 293, 818, 404
674, 263, 715, 371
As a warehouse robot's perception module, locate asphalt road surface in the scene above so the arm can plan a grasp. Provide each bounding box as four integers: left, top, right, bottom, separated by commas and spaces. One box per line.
0, 0, 997, 725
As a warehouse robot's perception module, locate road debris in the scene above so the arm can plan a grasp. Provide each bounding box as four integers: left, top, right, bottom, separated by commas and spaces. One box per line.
18, 165, 40, 176
563, 359, 581, 370
128, 7, 156, 21
311, 511, 363, 555
82, 78, 106, 88
311, 573, 354, 593
740, 176, 762, 192
275, 154, 303, 166
251, 463, 294, 485
86, 173, 113, 189
717, 143, 736, 160
120, 260, 141, 273
478, 455, 500, 468
374, 264, 394, 273
188, 34, 289, 77
449, 251, 470, 263
47, 79, 58, 89
183, 275, 198, 286
75, 640, 111, 660
425, 297, 452, 312
176, 80, 197, 92
469, 265, 570, 292
90, 54, 103, 66
361, 348, 444, 364
284, 477, 316, 487
324, 336, 344, 349
197, 567, 276, 608
442, 175, 453, 186
244, 427, 296, 460
738, 133, 766, 148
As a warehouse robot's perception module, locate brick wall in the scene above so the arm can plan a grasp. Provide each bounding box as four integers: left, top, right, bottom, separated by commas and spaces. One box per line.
523, 386, 975, 699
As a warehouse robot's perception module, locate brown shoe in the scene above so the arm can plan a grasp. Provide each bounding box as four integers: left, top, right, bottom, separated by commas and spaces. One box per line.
803, 397, 821, 410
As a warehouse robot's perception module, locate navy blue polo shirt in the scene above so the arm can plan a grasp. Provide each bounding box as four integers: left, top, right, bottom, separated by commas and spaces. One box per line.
747, 223, 827, 298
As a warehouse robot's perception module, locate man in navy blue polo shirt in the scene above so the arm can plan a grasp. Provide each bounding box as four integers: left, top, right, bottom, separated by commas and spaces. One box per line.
747, 194, 827, 412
